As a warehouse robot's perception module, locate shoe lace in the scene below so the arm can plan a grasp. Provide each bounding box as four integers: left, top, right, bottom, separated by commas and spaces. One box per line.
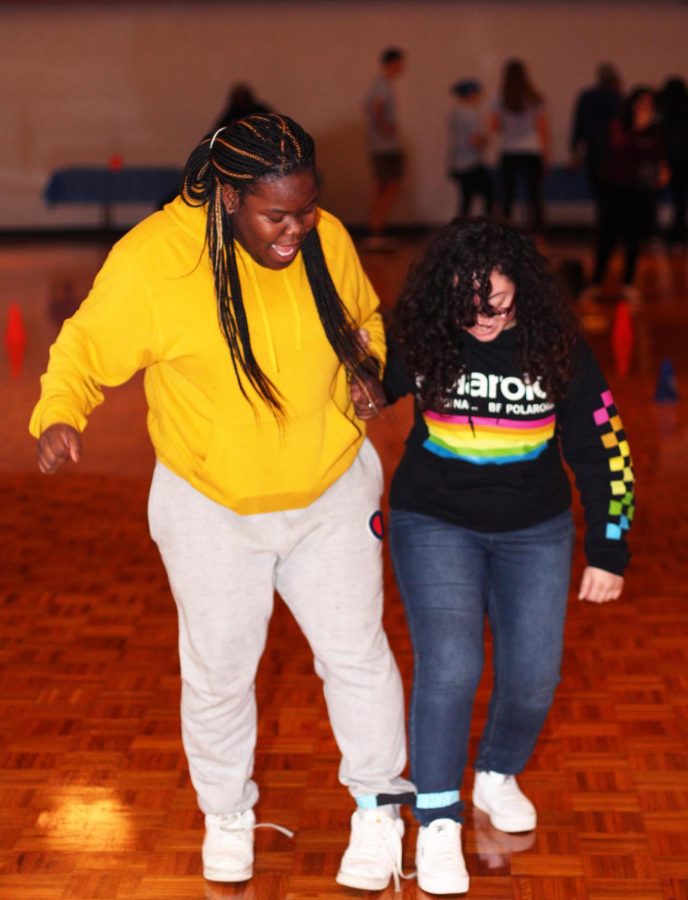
218, 812, 295, 839
354, 815, 415, 892
254, 821, 295, 838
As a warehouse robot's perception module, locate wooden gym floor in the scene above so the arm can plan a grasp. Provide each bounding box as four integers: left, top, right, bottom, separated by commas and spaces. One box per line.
0, 231, 686, 899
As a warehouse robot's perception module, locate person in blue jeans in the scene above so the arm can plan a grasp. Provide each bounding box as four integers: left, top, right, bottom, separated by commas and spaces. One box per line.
377, 218, 634, 894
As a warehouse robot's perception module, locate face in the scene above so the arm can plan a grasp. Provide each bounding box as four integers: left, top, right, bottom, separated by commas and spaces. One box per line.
463, 269, 517, 342
222, 169, 318, 270
386, 58, 405, 79
633, 92, 654, 131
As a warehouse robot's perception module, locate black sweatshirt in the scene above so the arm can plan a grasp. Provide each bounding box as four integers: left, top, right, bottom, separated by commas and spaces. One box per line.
384, 328, 633, 575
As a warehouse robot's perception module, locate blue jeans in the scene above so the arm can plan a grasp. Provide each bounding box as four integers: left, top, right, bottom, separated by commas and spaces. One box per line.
390, 509, 574, 825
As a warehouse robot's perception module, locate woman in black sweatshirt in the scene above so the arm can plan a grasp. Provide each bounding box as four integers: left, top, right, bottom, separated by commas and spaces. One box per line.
379, 218, 633, 895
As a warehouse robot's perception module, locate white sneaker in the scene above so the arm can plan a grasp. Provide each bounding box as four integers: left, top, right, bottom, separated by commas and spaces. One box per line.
416, 819, 469, 895
336, 809, 407, 891
472, 771, 536, 833
203, 810, 294, 882
203, 810, 255, 882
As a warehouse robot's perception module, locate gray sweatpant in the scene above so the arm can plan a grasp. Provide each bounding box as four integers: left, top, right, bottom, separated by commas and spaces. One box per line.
148, 439, 413, 814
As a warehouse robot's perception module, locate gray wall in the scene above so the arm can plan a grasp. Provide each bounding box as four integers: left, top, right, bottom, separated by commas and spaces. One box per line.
2, 0, 686, 229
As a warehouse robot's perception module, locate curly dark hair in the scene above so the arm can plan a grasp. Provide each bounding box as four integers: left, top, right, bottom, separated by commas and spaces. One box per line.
391, 217, 581, 409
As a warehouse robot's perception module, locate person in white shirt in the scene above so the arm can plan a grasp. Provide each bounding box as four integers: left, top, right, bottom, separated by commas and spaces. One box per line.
491, 59, 549, 234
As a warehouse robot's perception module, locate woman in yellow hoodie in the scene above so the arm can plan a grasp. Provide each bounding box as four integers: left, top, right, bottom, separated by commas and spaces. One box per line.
30, 114, 413, 891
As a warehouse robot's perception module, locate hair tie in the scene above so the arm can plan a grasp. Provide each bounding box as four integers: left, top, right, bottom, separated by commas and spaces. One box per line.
210, 126, 226, 149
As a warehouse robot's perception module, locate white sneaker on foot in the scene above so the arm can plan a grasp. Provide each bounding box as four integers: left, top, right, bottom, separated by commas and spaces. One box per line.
416, 818, 469, 895
203, 810, 294, 882
472, 771, 536, 833
203, 810, 255, 882
336, 809, 406, 891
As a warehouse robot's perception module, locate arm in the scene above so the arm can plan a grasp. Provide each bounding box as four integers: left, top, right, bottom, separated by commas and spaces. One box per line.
536, 108, 550, 167
371, 97, 396, 137
343, 234, 385, 372
350, 324, 418, 419
657, 160, 671, 189
471, 129, 489, 150
470, 110, 490, 150
569, 95, 584, 165
349, 329, 386, 419
328, 219, 387, 417
29, 247, 156, 468
558, 341, 634, 602
381, 331, 415, 404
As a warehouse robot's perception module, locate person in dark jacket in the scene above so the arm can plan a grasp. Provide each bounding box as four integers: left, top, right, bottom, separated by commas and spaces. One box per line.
212, 83, 272, 130
570, 63, 623, 206
657, 76, 688, 247
591, 86, 669, 299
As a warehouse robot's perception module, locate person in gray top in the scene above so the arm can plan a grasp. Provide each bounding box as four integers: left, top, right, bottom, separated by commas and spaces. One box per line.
362, 47, 406, 247
447, 79, 494, 217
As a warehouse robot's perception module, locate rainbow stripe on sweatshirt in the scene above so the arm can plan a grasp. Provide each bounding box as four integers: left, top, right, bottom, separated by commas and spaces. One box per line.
422, 409, 556, 465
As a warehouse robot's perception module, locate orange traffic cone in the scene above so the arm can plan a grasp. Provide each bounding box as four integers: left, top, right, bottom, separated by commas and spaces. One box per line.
611, 299, 634, 377
4, 302, 27, 378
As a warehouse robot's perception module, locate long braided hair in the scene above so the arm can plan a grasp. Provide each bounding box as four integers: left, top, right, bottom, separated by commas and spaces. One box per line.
392, 217, 581, 410
181, 113, 378, 415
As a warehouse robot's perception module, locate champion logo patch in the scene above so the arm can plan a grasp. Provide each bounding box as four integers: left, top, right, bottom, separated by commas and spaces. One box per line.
368, 510, 384, 540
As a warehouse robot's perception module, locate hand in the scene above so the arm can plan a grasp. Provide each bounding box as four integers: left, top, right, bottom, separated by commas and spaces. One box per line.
350, 328, 387, 419
657, 161, 671, 189
351, 376, 387, 419
578, 566, 624, 603
36, 423, 82, 474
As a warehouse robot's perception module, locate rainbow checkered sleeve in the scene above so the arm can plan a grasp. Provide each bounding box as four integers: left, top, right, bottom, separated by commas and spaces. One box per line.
593, 390, 635, 540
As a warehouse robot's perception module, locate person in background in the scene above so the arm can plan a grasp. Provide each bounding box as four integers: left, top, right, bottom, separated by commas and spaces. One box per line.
365, 218, 633, 895
491, 59, 549, 235
447, 79, 494, 218
589, 86, 669, 300
212, 82, 272, 129
30, 113, 414, 893
362, 47, 407, 249
657, 76, 688, 249
570, 63, 624, 212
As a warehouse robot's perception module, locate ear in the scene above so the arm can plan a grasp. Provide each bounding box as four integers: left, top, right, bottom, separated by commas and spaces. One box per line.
221, 184, 240, 216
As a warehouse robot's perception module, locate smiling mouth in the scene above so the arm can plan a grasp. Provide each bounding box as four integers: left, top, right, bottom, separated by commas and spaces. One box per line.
271, 243, 300, 259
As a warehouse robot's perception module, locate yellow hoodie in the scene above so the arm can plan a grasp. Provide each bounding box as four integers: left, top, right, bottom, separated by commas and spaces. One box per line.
29, 198, 386, 514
